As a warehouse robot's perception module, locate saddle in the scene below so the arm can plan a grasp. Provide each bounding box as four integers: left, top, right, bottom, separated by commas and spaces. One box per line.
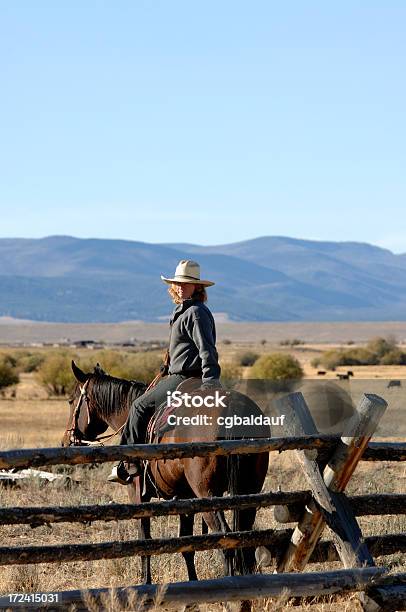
146, 378, 202, 444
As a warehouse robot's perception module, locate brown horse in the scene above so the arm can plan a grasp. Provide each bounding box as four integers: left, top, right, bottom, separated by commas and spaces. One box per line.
62, 361, 270, 590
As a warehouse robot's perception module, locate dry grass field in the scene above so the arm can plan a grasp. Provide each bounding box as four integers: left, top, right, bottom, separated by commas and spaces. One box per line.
0, 341, 405, 611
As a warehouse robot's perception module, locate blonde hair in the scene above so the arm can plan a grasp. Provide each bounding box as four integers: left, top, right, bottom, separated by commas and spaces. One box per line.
168, 284, 208, 305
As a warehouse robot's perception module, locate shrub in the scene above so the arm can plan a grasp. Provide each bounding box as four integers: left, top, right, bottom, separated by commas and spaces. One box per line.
366, 336, 406, 365
37, 349, 164, 395
17, 352, 45, 373
380, 348, 405, 365
123, 351, 163, 382
36, 352, 74, 396
220, 362, 242, 382
312, 337, 406, 370
82, 350, 123, 379
0, 357, 19, 390
222, 339, 232, 345
0, 350, 45, 374
347, 347, 378, 365
82, 350, 163, 383
315, 336, 406, 370
0, 352, 18, 369
316, 348, 376, 370
250, 353, 304, 386
279, 338, 304, 346
366, 336, 397, 360
237, 351, 259, 367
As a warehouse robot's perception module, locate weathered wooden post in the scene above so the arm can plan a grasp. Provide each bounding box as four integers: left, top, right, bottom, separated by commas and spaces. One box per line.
277, 392, 386, 572
256, 391, 387, 610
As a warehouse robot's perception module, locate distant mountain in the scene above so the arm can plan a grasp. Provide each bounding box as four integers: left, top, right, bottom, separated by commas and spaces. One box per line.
0, 235, 405, 322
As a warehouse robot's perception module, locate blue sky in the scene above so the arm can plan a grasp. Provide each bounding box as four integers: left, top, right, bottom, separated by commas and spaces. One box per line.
0, 1, 405, 251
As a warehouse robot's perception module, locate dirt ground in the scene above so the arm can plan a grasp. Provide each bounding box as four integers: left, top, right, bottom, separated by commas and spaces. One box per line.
0, 346, 405, 611
3, 318, 406, 345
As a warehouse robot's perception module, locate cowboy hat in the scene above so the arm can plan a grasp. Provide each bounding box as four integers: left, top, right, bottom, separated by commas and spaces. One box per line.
161, 260, 215, 286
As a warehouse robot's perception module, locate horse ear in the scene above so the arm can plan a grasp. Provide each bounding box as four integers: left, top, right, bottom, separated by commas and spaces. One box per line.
71, 360, 88, 383
94, 362, 106, 376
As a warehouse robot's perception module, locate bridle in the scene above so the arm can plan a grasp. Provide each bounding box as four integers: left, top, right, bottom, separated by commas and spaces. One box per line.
66, 379, 92, 446
66, 378, 127, 447
66, 371, 160, 447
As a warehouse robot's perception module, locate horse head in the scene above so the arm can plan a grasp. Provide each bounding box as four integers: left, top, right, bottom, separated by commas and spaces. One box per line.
61, 360, 109, 447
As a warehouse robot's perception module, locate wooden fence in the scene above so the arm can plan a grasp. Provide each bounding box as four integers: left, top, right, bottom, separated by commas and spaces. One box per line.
0, 391, 405, 611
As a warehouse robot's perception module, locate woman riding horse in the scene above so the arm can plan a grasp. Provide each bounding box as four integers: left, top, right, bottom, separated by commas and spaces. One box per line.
109, 259, 221, 484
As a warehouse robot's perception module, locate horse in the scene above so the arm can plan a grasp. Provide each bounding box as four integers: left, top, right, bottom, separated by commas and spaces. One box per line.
62, 360, 270, 601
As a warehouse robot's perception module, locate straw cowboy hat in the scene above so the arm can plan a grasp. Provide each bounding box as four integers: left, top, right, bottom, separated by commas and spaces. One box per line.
161, 260, 215, 287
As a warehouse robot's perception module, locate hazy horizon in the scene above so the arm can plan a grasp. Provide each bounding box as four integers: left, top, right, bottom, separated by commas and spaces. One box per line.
0, 233, 405, 255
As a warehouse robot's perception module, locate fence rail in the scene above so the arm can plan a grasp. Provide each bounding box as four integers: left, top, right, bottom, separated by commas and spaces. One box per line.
0, 438, 405, 471
0, 568, 395, 611
1, 423, 405, 610
1, 529, 405, 567
1, 492, 405, 527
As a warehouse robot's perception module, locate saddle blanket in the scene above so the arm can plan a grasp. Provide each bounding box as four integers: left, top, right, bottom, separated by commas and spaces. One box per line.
146, 401, 178, 443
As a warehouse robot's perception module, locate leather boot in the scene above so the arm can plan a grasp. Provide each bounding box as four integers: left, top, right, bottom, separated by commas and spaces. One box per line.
107, 460, 141, 485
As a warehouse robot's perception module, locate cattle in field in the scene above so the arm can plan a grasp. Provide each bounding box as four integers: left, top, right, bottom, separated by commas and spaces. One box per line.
387, 380, 401, 388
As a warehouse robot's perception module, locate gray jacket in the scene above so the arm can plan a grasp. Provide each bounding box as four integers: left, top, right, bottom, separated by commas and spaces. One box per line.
168, 298, 221, 383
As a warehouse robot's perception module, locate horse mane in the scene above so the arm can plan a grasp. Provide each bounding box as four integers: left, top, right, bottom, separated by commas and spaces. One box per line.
90, 373, 147, 420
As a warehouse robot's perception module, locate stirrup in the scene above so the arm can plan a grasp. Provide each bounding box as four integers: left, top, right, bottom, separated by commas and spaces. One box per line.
107, 461, 141, 485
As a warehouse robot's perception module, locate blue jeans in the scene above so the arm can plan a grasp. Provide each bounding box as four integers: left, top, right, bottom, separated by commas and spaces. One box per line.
119, 374, 188, 445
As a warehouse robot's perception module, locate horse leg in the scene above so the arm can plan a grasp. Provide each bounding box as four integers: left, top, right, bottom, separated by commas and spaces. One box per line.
179, 513, 198, 581
128, 479, 152, 585
184, 460, 235, 577
138, 516, 152, 584
178, 514, 201, 612
201, 509, 235, 577
198, 510, 239, 612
